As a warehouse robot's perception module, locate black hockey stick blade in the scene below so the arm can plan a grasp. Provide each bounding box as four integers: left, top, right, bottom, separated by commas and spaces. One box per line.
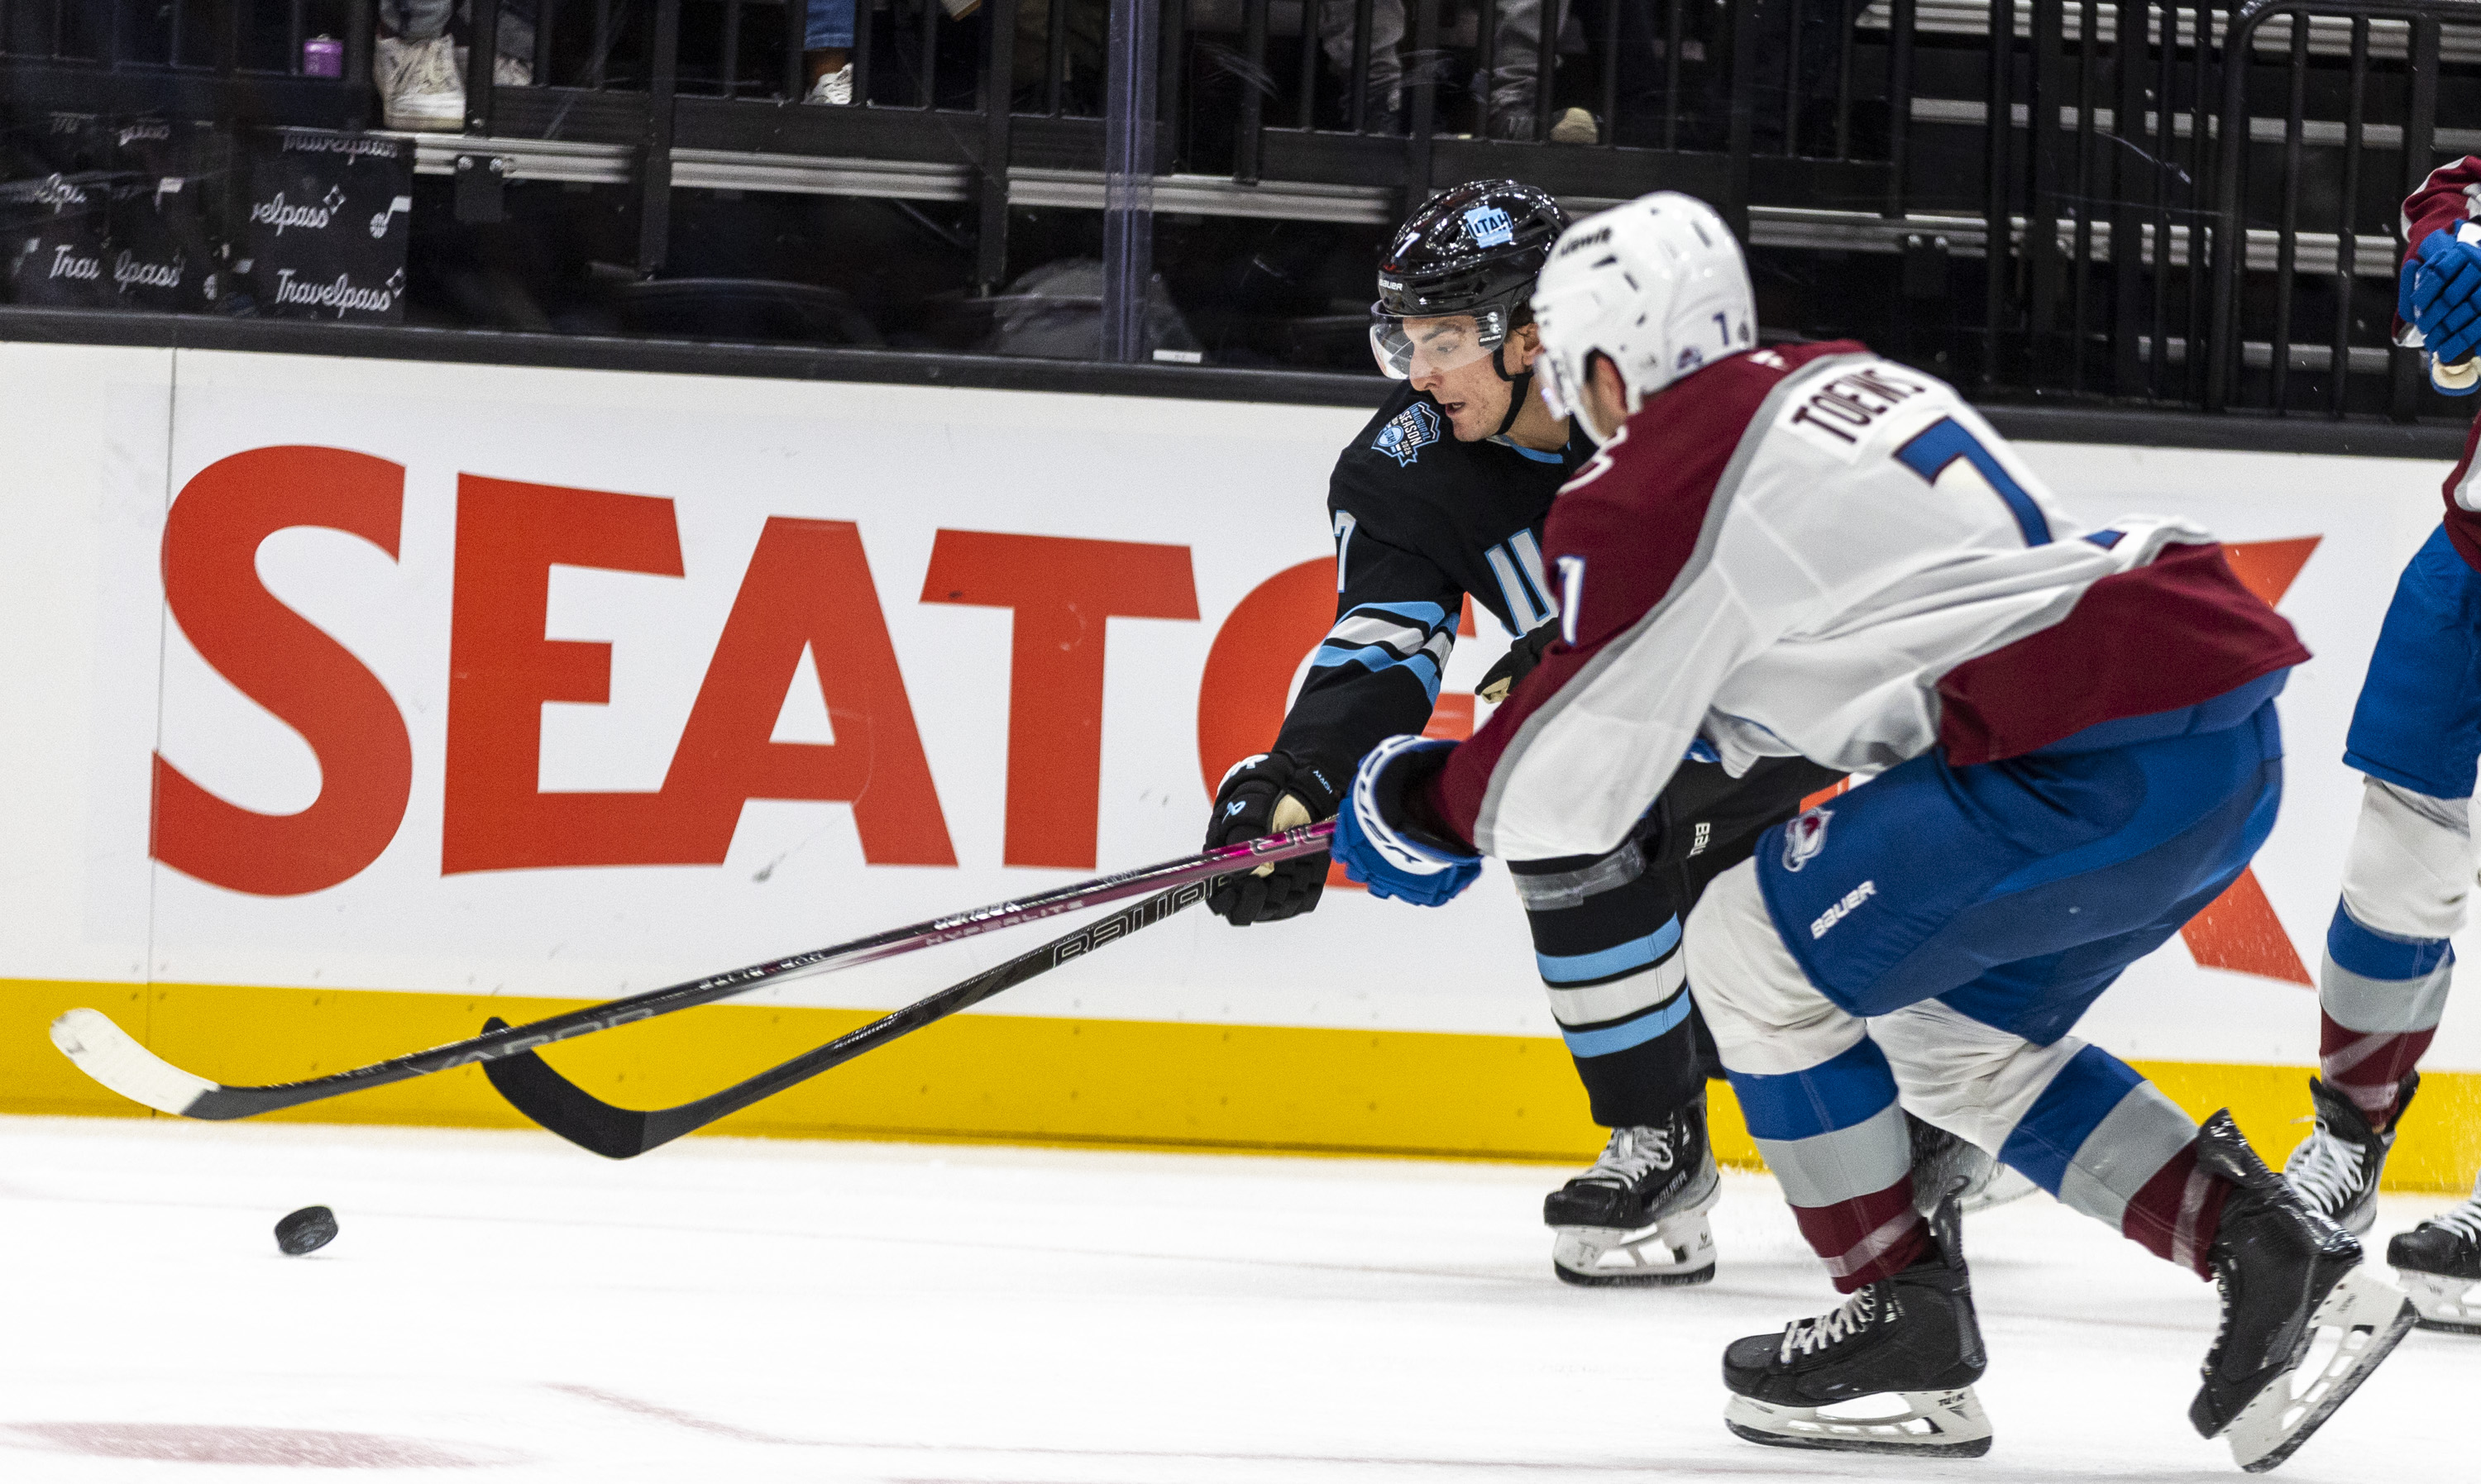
482, 880, 1209, 1157
49, 823, 1331, 1121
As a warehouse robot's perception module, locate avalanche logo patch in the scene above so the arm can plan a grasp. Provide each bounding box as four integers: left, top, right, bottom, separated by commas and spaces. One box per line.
1372, 401, 1442, 467
1464, 205, 1516, 247
1781, 806, 1833, 872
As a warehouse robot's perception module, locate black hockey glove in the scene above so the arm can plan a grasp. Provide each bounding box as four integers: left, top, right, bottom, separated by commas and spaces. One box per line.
1477, 618, 1563, 704
1204, 751, 1343, 926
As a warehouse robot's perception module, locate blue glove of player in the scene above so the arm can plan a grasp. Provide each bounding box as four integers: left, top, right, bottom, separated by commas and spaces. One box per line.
2407, 228, 2481, 372
1331, 735, 1483, 907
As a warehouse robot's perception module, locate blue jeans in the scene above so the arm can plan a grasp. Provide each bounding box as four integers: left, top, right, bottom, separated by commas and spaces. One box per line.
805, 0, 854, 50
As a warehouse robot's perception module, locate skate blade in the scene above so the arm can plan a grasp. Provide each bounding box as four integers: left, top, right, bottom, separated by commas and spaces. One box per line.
1551, 1212, 1717, 1287
1723, 1386, 1992, 1458
2397, 1270, 2481, 1335
2225, 1264, 2416, 1473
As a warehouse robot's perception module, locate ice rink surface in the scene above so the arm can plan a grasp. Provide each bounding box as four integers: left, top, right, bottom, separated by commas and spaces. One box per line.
0, 1115, 2471, 1483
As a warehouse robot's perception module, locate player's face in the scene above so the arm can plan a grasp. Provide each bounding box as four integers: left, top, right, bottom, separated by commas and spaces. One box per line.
1403, 316, 1510, 441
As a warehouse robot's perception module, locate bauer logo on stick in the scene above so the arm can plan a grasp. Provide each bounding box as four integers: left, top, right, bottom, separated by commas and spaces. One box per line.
1781, 806, 1833, 872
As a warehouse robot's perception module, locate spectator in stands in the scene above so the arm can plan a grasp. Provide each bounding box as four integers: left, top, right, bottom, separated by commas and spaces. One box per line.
1317, 0, 1404, 131
1482, 0, 1597, 142
377, 0, 536, 135
805, 0, 855, 103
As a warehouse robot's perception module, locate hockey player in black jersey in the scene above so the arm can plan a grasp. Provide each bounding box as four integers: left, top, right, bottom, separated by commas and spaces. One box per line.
1202, 179, 1853, 1285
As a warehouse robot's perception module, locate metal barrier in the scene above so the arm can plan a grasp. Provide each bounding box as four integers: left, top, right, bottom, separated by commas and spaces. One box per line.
6, 0, 2481, 417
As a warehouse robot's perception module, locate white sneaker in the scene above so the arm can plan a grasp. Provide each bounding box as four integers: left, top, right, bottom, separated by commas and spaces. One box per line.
1548, 107, 1599, 146
803, 64, 853, 106
380, 35, 465, 133
451, 45, 534, 87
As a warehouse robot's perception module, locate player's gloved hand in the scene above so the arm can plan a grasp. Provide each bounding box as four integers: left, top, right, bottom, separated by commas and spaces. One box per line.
2407, 227, 2481, 370
1477, 618, 1562, 704
1332, 735, 1483, 907
1204, 751, 1341, 925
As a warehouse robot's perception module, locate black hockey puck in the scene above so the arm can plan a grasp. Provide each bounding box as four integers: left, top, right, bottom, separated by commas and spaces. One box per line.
275, 1205, 338, 1257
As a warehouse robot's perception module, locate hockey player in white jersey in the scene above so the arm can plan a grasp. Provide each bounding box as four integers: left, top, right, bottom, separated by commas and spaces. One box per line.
1324, 191, 2414, 1469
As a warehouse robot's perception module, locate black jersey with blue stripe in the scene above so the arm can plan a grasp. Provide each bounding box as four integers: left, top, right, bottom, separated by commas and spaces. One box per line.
1271, 381, 1591, 799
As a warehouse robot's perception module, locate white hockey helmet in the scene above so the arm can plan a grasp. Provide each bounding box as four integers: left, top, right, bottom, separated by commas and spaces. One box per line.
1531, 192, 1757, 443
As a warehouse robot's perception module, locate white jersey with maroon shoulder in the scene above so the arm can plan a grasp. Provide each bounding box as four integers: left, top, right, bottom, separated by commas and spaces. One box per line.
1426, 341, 2306, 861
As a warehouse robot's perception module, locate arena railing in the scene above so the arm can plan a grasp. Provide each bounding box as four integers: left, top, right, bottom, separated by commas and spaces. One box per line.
7, 0, 2481, 424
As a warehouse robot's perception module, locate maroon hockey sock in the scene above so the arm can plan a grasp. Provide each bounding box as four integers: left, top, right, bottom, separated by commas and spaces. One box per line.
2318, 1011, 2431, 1124
2120, 1137, 2231, 1279
1792, 1176, 1928, 1294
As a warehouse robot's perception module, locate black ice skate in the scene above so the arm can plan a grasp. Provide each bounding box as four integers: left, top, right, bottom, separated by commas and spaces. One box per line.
2387, 1193, 2481, 1335
2281, 1073, 2416, 1236
1544, 1095, 1719, 1286
1720, 1200, 1991, 1458
1908, 1114, 2038, 1218
2189, 1109, 2414, 1472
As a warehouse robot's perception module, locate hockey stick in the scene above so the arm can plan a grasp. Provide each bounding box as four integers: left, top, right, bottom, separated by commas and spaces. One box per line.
49, 823, 1332, 1121
481, 881, 1206, 1157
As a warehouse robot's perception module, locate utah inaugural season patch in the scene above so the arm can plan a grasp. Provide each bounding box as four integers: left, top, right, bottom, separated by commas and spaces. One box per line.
1372, 400, 1441, 467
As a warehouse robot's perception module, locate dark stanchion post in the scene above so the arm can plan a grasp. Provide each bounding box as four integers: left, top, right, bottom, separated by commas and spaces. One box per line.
638, 0, 683, 275
2393, 14, 2439, 422
2268, 12, 2307, 413
1407, 0, 1438, 200
2329, 17, 2366, 418
468, 0, 500, 134
1159, 0, 1185, 169
1236, 0, 1265, 181
2108, 0, 2145, 394
1885, 0, 1913, 217
346, 0, 373, 90
2180, 0, 2208, 403
2068, 0, 2098, 392
536, 0, 554, 87
2025, 0, 2062, 386
977, 0, 1019, 293
1659, 0, 1680, 150
1531, 0, 1550, 142
849, 0, 872, 103
1724, 0, 1754, 240
2203, 0, 2263, 413
1351, 0, 1374, 131
1475, 0, 1498, 137
1102, 0, 1159, 361
1982, 0, 2014, 391
1048, 0, 1068, 115
1298, 0, 1322, 127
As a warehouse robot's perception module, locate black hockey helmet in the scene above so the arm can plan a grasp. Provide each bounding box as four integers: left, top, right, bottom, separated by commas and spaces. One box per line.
1369, 179, 1570, 381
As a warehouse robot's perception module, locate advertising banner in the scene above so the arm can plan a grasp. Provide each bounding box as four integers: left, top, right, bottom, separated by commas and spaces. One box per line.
0, 341, 2471, 1182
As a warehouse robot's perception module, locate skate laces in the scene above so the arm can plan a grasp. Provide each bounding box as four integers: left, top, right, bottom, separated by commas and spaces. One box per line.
2428, 1196, 2481, 1245
2283, 1122, 2365, 1215
1780, 1288, 1880, 1362
1584, 1124, 1677, 1186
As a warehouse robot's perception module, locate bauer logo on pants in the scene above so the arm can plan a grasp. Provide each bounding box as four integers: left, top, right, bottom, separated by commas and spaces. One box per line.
1781, 806, 1833, 872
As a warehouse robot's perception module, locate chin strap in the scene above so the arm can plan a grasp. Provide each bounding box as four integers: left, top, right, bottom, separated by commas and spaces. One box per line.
1489, 342, 1535, 438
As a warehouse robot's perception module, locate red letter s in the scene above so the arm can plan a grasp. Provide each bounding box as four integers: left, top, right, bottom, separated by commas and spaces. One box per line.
152, 446, 413, 896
